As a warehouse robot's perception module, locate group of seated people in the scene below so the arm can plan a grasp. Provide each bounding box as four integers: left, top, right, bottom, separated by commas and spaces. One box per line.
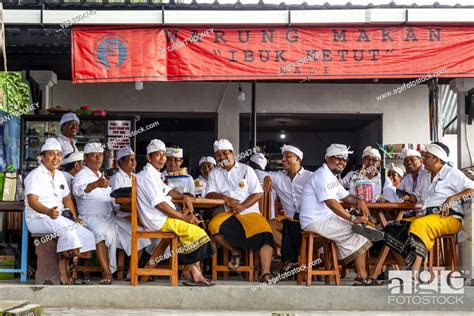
24, 131, 473, 286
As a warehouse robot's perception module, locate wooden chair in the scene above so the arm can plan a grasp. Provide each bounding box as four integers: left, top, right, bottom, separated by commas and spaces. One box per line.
211, 194, 270, 282
428, 234, 457, 273
297, 231, 341, 286
129, 175, 179, 286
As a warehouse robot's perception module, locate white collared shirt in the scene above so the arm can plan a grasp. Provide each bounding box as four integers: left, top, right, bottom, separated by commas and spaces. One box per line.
56, 134, 79, 159
341, 169, 399, 202
136, 163, 175, 231
254, 169, 268, 184
162, 170, 196, 196
110, 168, 132, 191
300, 163, 350, 228
194, 175, 208, 197
62, 171, 74, 191
206, 161, 263, 215
265, 167, 313, 218
73, 166, 113, 216
399, 165, 431, 196
419, 165, 474, 214
24, 163, 70, 219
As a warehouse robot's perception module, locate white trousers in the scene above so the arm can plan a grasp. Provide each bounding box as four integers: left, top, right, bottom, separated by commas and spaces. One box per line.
82, 213, 150, 273
26, 215, 96, 253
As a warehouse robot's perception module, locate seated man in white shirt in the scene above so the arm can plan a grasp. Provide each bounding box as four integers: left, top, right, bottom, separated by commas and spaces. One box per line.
194, 156, 216, 198
300, 144, 384, 286
374, 142, 474, 272
162, 146, 196, 196
206, 139, 275, 283
24, 138, 95, 285
61, 151, 84, 191
73, 143, 150, 284
398, 148, 431, 203
137, 139, 214, 286
264, 145, 313, 271
56, 112, 80, 159
341, 146, 399, 202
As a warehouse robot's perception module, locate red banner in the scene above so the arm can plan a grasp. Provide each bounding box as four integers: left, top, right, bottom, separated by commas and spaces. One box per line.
72, 26, 474, 83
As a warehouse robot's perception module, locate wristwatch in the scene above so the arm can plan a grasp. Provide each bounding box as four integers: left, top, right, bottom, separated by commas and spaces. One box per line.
350, 214, 357, 223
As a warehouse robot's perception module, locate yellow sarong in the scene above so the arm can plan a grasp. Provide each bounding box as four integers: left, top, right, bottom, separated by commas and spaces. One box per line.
404, 214, 462, 251
208, 211, 272, 238
160, 217, 211, 255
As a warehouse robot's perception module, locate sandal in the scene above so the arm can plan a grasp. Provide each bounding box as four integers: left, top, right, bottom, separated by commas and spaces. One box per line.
228, 253, 241, 271
353, 277, 383, 286
99, 275, 113, 285
259, 272, 277, 284
183, 280, 216, 287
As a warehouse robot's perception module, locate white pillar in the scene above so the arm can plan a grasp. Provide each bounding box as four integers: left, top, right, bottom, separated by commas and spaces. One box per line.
449, 78, 474, 284
30, 71, 57, 110
217, 82, 241, 151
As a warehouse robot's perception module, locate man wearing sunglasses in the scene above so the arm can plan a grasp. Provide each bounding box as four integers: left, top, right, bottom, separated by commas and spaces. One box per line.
57, 112, 80, 159
300, 144, 384, 286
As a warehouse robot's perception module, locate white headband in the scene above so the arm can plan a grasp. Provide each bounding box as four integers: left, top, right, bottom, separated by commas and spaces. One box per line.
281, 144, 303, 160
41, 138, 62, 153
84, 142, 104, 154
362, 146, 381, 160
59, 112, 80, 126
147, 139, 166, 155
425, 143, 449, 162
387, 163, 404, 177
213, 139, 234, 152
401, 148, 422, 160
166, 147, 183, 158
199, 156, 216, 166
116, 146, 135, 161
325, 144, 353, 159
250, 153, 267, 170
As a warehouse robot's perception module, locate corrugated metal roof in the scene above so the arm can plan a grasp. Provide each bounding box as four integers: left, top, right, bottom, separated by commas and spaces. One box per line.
440, 84, 457, 135
3, 1, 473, 9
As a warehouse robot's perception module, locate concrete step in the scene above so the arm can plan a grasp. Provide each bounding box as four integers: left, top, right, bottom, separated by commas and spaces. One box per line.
0, 282, 472, 312
4, 304, 43, 316
0, 300, 43, 316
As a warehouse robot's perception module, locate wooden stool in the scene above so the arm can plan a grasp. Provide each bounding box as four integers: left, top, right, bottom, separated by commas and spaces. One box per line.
428, 234, 457, 273
32, 234, 60, 285
297, 232, 341, 286
211, 240, 256, 282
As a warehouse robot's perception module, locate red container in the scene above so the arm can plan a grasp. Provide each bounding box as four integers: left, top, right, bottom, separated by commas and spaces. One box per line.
92, 109, 107, 116
355, 182, 373, 203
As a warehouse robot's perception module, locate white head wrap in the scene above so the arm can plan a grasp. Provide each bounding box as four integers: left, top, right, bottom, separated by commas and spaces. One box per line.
116, 146, 135, 161
166, 147, 183, 158
199, 156, 216, 166
325, 144, 353, 159
401, 148, 422, 160
147, 139, 166, 155
62, 151, 84, 165
281, 144, 303, 160
41, 138, 62, 153
387, 163, 404, 177
425, 143, 449, 162
250, 153, 267, 170
59, 112, 80, 126
362, 146, 381, 160
84, 142, 104, 154
213, 139, 234, 152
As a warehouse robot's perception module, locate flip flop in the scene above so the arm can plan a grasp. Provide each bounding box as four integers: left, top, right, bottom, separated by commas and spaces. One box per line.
99, 276, 113, 285
353, 277, 384, 286
228, 253, 242, 271
182, 280, 216, 287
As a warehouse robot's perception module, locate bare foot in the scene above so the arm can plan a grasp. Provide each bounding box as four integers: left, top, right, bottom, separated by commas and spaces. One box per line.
58, 258, 70, 285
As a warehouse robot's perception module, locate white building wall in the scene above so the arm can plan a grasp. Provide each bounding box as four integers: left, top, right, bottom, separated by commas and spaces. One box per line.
53, 80, 431, 149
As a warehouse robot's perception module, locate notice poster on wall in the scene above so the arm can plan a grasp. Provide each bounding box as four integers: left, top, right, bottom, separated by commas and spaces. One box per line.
108, 120, 131, 136
107, 137, 130, 150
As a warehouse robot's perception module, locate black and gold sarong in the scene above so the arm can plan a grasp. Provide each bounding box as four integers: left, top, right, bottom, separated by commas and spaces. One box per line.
209, 212, 273, 250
